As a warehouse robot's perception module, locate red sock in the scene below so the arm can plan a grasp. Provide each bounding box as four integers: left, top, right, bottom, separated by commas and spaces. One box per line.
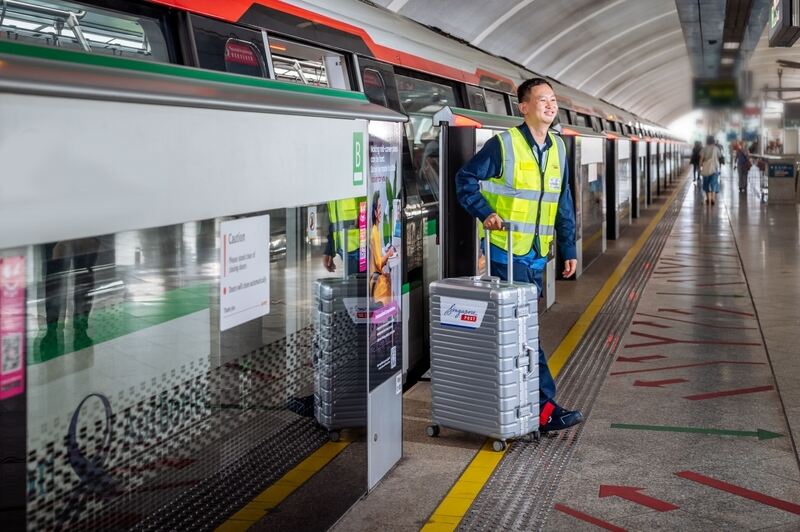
539, 402, 555, 426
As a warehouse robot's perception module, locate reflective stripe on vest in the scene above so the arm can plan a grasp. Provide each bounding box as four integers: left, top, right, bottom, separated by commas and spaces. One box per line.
480, 128, 565, 257
328, 198, 361, 253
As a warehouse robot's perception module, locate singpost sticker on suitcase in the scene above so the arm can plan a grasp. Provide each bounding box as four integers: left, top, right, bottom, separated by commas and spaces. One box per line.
427, 227, 540, 451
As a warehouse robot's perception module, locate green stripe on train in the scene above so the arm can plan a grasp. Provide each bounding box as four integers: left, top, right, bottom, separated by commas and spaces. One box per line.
29, 283, 211, 365
0, 40, 367, 102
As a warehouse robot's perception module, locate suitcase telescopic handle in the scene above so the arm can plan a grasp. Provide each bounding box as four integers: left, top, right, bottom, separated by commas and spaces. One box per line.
482, 224, 514, 283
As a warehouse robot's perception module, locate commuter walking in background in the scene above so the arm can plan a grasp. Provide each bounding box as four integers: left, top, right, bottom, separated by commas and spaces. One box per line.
699, 135, 721, 205
690, 140, 702, 181
455, 77, 582, 433
735, 141, 751, 193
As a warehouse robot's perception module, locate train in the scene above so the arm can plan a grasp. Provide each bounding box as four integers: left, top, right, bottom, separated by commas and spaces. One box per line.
0, 0, 685, 529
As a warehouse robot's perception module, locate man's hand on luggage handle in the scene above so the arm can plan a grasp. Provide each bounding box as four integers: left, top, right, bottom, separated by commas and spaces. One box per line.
483, 213, 504, 230
563, 259, 577, 278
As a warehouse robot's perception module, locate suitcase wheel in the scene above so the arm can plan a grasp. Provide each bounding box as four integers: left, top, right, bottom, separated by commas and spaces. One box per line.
426, 425, 440, 437
492, 440, 507, 452
533, 430, 541, 442
329, 431, 340, 442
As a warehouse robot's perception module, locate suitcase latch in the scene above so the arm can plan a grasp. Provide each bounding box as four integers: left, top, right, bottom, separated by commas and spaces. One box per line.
516, 403, 532, 418
515, 355, 530, 369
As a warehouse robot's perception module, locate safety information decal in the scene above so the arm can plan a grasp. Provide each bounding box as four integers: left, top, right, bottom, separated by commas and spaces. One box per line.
220, 215, 270, 331
439, 296, 488, 329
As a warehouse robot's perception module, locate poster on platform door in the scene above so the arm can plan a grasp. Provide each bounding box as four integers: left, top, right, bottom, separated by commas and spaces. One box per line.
367, 121, 403, 392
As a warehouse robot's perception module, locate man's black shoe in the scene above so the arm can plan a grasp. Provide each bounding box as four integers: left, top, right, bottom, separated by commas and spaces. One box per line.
540, 406, 583, 433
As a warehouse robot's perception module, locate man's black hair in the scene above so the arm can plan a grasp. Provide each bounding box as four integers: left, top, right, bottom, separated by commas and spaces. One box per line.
517, 78, 553, 102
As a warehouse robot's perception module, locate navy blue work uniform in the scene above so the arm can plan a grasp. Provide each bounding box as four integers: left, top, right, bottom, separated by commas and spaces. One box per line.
455, 123, 577, 409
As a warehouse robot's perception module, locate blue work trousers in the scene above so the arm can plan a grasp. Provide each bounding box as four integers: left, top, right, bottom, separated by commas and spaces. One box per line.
490, 260, 556, 407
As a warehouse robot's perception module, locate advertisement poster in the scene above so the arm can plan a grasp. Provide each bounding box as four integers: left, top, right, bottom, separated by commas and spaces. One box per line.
368, 122, 403, 391
0, 256, 26, 400
219, 215, 270, 332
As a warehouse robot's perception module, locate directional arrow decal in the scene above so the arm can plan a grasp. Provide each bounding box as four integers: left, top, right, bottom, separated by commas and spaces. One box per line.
610, 360, 765, 377
598, 485, 679, 512
616, 355, 667, 363
611, 423, 783, 440
553, 504, 626, 532
683, 385, 773, 401
633, 378, 687, 388
676, 471, 800, 515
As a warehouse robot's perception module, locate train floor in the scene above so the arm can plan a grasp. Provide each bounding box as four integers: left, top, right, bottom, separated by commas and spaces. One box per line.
332, 167, 800, 532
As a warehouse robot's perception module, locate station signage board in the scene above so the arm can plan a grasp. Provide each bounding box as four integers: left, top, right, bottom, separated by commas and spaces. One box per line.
785, 103, 800, 128
693, 78, 741, 108
769, 0, 800, 47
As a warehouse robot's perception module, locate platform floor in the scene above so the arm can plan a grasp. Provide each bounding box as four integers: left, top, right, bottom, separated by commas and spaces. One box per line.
332, 168, 800, 531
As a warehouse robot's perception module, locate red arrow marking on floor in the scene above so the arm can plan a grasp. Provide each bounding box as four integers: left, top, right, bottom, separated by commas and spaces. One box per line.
675, 251, 737, 258
610, 360, 764, 376
676, 471, 800, 515
598, 485, 679, 512
616, 355, 667, 363
636, 312, 757, 330
693, 305, 754, 317
683, 385, 774, 401
634, 378, 687, 388
632, 320, 671, 329
554, 504, 627, 532
624, 331, 760, 349
658, 308, 694, 315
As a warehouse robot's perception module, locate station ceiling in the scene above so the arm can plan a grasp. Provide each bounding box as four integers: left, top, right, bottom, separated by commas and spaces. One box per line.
370, 0, 800, 125
372, 0, 691, 124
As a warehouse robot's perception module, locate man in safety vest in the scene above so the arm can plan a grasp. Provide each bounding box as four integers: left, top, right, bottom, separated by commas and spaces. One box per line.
455, 77, 582, 433
324, 197, 365, 275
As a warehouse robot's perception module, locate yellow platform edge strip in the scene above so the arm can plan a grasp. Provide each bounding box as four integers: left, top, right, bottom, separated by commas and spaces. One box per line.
422, 178, 685, 532
215, 439, 351, 532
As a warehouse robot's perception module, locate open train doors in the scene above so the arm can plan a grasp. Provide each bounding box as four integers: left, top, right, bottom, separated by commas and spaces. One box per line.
434, 106, 557, 312
604, 130, 633, 239
558, 125, 606, 279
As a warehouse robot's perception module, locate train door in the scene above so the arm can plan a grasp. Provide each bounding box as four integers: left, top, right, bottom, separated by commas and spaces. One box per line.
648, 139, 658, 202
560, 119, 606, 276
605, 126, 632, 240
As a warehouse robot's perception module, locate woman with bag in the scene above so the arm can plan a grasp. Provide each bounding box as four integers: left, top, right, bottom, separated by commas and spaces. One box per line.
735, 141, 751, 192
699, 135, 721, 205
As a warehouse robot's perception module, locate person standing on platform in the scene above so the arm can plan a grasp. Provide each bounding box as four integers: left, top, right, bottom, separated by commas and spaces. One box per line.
690, 140, 702, 181
699, 135, 721, 205
455, 77, 582, 433
735, 141, 751, 193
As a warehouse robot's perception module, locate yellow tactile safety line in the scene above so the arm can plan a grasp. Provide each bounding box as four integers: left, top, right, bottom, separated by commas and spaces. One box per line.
422, 177, 685, 532
215, 439, 351, 532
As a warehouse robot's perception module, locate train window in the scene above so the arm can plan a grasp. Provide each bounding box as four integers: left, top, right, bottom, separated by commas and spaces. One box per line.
557, 109, 570, 126
191, 15, 268, 77
362, 68, 388, 107
485, 90, 508, 115
509, 96, 522, 117
574, 113, 589, 128
0, 0, 170, 62
358, 58, 403, 112
267, 36, 350, 89
466, 86, 487, 112
396, 74, 457, 202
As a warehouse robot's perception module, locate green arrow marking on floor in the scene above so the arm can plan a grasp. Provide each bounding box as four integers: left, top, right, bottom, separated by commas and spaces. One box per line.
610, 423, 782, 440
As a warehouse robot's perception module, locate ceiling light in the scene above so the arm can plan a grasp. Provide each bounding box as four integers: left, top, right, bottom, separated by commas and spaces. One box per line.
721, 57, 734, 65
723, 41, 740, 50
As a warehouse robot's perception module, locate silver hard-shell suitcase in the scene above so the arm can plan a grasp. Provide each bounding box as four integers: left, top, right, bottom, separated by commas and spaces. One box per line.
313, 275, 367, 441
427, 228, 540, 450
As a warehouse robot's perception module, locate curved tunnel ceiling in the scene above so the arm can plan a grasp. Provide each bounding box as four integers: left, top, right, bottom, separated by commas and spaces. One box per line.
374, 0, 692, 125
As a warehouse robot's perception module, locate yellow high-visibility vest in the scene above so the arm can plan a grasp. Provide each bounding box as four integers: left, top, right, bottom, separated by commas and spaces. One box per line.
328, 198, 363, 253
480, 128, 565, 257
